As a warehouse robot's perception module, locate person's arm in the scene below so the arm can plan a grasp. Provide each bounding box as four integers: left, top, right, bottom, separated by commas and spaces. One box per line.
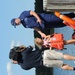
30, 11, 42, 25
30, 11, 46, 38
33, 27, 46, 38
46, 35, 51, 39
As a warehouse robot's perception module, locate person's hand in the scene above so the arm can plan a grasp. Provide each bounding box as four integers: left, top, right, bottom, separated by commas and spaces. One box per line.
37, 19, 42, 25
41, 33, 46, 38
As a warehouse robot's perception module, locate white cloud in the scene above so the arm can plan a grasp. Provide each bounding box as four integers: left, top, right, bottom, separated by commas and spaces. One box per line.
7, 61, 13, 75
10, 40, 21, 49
10, 40, 15, 49
16, 41, 21, 46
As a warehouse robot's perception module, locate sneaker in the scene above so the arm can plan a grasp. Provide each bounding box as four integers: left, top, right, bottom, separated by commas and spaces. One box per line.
72, 30, 75, 39
72, 30, 75, 45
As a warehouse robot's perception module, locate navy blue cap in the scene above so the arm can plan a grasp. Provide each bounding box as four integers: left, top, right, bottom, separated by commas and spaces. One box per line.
11, 18, 16, 28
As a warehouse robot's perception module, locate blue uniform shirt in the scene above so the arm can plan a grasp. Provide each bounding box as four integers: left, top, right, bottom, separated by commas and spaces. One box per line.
19, 11, 67, 29
19, 11, 45, 29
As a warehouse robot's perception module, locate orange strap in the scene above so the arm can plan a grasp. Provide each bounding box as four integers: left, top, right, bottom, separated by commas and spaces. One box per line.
54, 12, 75, 29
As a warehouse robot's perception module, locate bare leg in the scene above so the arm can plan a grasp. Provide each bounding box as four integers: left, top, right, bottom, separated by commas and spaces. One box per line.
61, 64, 74, 70
63, 54, 75, 60
64, 39, 75, 45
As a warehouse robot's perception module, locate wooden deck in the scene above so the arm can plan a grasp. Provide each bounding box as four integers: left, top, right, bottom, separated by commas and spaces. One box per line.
54, 26, 75, 75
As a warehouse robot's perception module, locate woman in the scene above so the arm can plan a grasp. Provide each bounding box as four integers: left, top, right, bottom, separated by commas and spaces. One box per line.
9, 45, 75, 71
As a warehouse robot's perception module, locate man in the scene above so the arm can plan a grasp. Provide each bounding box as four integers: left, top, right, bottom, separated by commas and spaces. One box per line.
11, 11, 75, 38
9, 45, 75, 71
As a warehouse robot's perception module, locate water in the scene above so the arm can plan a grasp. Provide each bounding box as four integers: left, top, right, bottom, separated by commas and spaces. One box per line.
54, 26, 75, 75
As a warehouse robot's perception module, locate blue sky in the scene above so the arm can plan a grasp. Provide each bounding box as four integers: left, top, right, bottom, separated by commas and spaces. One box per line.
0, 0, 35, 75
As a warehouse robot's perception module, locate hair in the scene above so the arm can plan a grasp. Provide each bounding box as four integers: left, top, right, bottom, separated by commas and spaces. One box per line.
13, 46, 26, 52
34, 38, 43, 49
9, 46, 26, 62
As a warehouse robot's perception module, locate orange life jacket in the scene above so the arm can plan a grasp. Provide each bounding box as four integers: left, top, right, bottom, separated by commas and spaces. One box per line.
49, 33, 64, 50
43, 33, 64, 50
54, 12, 75, 29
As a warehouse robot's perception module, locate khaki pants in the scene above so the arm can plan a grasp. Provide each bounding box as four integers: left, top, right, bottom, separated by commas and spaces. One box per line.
42, 50, 64, 67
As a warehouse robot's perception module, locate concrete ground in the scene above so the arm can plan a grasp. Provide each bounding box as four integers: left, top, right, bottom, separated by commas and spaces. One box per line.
54, 26, 75, 75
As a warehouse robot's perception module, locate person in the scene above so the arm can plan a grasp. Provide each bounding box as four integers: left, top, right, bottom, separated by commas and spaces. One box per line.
11, 11, 75, 38
34, 33, 75, 50
9, 45, 75, 71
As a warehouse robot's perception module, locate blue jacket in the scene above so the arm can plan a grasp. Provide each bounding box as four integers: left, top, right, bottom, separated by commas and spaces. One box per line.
18, 46, 43, 70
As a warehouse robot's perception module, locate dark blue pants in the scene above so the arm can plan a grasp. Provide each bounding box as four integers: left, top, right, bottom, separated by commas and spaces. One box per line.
44, 12, 75, 28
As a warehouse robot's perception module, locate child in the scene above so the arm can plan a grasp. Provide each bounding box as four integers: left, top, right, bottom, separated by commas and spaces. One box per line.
34, 33, 75, 50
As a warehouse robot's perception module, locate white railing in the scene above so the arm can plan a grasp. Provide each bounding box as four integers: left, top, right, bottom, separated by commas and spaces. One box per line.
43, 0, 75, 12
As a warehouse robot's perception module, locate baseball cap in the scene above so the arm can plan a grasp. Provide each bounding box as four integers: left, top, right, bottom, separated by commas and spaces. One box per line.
11, 18, 16, 28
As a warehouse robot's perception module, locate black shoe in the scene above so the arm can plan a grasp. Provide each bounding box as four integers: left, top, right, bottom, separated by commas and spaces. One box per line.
72, 30, 75, 45
72, 31, 75, 39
